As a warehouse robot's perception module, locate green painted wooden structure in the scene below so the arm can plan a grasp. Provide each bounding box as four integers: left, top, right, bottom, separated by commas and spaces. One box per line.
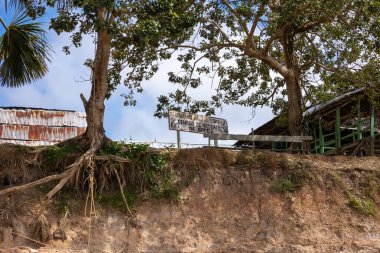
307, 89, 379, 156
235, 88, 379, 156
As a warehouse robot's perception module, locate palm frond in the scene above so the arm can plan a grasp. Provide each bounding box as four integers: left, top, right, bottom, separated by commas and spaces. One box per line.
0, 10, 52, 87
4, 0, 28, 12
4, 0, 73, 12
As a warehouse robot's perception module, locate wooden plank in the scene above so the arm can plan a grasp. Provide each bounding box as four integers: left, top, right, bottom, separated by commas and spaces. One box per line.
335, 107, 341, 155
319, 118, 324, 154
203, 134, 312, 143
177, 130, 181, 149
370, 137, 375, 156
370, 105, 375, 137
351, 138, 366, 156
357, 99, 362, 140
370, 105, 375, 156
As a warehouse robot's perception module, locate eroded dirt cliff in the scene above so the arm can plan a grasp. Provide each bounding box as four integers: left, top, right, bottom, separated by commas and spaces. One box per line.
1, 149, 380, 252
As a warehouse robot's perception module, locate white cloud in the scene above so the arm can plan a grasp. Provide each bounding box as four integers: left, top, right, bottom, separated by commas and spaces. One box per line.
0, 32, 93, 110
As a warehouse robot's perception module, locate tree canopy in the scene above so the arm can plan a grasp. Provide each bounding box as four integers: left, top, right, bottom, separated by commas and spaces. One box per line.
3, 0, 378, 138
20, 0, 197, 147
154, 0, 380, 135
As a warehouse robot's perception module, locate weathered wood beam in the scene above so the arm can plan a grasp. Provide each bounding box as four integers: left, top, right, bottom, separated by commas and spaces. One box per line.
308, 99, 357, 123
204, 134, 312, 143
335, 107, 341, 155
357, 99, 362, 140
319, 118, 324, 154
370, 105, 375, 156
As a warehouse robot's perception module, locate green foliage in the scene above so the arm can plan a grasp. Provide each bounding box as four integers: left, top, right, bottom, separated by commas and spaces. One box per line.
253, 154, 312, 193
56, 187, 76, 217
271, 169, 310, 194
43, 145, 74, 168
101, 142, 181, 202
360, 173, 379, 200
97, 189, 138, 209
329, 171, 378, 216
153, 176, 180, 201
57, 200, 70, 217
348, 192, 376, 216
271, 178, 296, 193
101, 141, 128, 157
154, 0, 379, 125
23, 0, 195, 105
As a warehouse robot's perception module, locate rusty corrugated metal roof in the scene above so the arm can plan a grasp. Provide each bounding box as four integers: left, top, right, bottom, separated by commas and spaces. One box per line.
0, 107, 87, 146
0, 107, 86, 127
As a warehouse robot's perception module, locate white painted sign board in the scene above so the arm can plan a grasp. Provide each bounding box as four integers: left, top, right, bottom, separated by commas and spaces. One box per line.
168, 110, 228, 135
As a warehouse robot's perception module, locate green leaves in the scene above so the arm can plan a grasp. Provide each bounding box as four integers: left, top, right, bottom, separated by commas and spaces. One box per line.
155, 0, 379, 121
0, 10, 51, 87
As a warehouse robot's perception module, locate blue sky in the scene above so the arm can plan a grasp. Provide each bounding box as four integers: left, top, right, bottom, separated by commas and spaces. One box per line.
0, 5, 273, 144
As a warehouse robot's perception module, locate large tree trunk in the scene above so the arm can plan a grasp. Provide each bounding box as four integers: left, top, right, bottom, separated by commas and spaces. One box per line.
82, 9, 111, 149
280, 27, 303, 136
284, 72, 303, 136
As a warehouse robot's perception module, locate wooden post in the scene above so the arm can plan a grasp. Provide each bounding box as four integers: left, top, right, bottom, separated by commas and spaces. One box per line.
213, 139, 218, 147
313, 126, 318, 154
370, 104, 375, 156
319, 118, 324, 154
335, 107, 341, 155
370, 104, 375, 137
177, 130, 181, 149
357, 100, 362, 140
285, 132, 288, 150
208, 137, 211, 147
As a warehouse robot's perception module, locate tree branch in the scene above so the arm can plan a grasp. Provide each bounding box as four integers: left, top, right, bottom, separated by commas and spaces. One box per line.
295, 20, 324, 34
203, 19, 234, 44
244, 48, 289, 77
166, 42, 244, 52
310, 61, 338, 72
220, 0, 249, 35
80, 93, 88, 109
263, 34, 279, 52
248, 2, 266, 49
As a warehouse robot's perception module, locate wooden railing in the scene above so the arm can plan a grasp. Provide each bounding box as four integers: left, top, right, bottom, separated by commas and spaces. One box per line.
204, 133, 313, 152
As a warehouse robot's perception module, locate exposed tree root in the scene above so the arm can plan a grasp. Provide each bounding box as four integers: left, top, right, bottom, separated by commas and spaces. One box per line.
33, 213, 50, 243
0, 154, 85, 199
0, 170, 73, 198
111, 165, 133, 216
47, 147, 95, 200
0, 142, 132, 210
1, 152, 83, 199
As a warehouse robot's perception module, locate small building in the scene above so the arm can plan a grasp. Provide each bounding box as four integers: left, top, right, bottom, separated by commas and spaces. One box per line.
0, 107, 86, 146
235, 88, 380, 156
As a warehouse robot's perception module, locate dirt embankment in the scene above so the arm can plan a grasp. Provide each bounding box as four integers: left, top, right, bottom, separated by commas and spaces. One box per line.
1, 148, 380, 252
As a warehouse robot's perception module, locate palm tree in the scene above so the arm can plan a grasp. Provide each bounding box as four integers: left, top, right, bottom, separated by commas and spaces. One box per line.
0, 10, 51, 87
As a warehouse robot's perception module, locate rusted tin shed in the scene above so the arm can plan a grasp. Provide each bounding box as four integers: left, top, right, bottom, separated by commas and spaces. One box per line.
0, 107, 86, 146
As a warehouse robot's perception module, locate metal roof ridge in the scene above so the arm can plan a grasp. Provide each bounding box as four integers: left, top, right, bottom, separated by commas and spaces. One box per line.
302, 87, 366, 118
0, 106, 86, 113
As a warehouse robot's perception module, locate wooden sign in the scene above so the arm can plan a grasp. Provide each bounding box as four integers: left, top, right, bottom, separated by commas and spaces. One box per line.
168, 110, 228, 135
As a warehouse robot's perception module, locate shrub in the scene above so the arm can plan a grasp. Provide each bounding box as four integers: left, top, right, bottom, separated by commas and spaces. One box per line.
271, 178, 296, 193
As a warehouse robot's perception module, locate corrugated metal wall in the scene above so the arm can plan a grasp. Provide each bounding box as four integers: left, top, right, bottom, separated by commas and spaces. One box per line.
0, 107, 87, 146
